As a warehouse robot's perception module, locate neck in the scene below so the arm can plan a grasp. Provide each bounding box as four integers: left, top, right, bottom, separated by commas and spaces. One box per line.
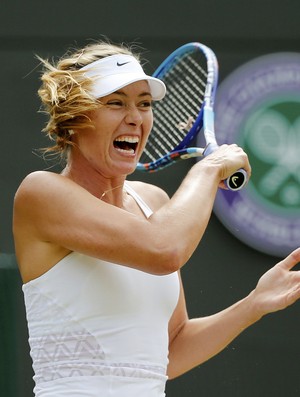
61, 163, 127, 205
100, 183, 126, 201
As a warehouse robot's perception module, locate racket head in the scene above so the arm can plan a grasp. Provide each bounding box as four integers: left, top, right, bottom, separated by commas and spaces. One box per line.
137, 42, 219, 172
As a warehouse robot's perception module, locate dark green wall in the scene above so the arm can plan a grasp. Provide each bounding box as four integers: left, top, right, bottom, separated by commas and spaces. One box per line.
1, 1, 300, 396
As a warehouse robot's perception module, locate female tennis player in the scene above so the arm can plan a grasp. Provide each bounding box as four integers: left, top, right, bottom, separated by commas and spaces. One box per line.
13, 39, 300, 397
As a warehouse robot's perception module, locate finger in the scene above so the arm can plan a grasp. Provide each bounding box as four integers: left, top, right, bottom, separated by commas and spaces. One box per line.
219, 181, 228, 190
277, 248, 300, 271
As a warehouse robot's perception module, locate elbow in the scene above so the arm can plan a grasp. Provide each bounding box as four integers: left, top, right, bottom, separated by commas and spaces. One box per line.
150, 244, 188, 275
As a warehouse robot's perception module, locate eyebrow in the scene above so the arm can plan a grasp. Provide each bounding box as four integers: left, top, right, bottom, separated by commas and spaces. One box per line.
113, 90, 152, 98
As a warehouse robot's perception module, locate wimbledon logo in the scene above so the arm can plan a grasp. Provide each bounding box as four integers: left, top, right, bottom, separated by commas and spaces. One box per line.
208, 53, 300, 257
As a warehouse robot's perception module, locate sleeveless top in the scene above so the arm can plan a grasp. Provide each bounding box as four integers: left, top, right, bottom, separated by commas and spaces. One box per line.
22, 183, 180, 397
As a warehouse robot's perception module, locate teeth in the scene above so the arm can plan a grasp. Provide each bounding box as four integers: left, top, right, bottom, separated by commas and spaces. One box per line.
114, 136, 139, 143
114, 135, 139, 154
116, 147, 135, 154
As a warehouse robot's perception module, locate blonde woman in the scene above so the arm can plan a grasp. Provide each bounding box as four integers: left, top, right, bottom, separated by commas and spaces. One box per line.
13, 39, 300, 397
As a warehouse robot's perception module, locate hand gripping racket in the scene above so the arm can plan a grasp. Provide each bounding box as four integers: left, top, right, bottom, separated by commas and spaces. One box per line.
136, 42, 247, 191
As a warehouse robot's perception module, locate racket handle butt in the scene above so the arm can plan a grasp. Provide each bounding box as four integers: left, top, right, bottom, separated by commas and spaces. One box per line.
225, 169, 248, 191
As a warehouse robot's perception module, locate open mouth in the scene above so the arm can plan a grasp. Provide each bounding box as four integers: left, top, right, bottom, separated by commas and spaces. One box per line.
113, 136, 139, 154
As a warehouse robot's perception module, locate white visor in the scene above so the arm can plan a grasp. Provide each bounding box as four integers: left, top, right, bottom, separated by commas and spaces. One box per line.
80, 54, 166, 101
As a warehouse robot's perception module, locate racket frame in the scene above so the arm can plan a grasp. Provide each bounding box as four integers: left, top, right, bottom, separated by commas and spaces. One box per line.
136, 42, 247, 191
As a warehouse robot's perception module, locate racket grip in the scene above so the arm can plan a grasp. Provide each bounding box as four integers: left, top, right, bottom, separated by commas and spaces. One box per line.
225, 169, 248, 191
203, 144, 248, 191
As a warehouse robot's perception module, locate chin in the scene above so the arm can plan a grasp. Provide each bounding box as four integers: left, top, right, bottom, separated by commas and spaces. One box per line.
115, 161, 137, 176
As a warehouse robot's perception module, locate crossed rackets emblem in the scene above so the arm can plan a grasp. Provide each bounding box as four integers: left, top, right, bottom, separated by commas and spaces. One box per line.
246, 108, 300, 205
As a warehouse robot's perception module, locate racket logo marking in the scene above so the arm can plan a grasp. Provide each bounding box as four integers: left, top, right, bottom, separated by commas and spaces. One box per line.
231, 176, 239, 187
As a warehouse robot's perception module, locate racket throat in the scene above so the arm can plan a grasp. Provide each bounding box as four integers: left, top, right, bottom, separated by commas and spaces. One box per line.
203, 142, 219, 156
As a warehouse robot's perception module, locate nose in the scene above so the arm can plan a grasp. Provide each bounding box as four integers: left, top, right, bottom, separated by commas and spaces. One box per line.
124, 105, 143, 126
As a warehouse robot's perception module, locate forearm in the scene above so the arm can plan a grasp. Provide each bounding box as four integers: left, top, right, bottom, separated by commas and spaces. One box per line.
150, 161, 220, 268
149, 144, 250, 270
167, 246, 300, 381
167, 291, 261, 379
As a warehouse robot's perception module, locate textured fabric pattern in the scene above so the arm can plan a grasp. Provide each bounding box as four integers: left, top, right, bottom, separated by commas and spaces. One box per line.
22, 185, 180, 396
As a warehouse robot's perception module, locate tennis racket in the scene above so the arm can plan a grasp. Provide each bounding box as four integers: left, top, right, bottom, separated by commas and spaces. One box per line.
136, 42, 247, 191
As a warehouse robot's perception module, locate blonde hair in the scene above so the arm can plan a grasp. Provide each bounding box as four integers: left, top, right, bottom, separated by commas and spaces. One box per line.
37, 40, 139, 157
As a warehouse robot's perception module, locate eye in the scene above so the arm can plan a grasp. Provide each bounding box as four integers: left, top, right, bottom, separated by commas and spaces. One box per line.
138, 100, 153, 109
106, 100, 124, 108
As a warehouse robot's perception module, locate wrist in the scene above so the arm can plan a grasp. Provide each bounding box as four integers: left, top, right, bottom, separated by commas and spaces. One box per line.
242, 291, 265, 325
191, 159, 223, 184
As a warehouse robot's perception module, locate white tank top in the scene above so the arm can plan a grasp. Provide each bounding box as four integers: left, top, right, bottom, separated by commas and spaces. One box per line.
22, 183, 180, 397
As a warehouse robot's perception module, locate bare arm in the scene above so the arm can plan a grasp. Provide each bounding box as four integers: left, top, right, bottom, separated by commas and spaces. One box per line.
167, 249, 300, 379
14, 144, 250, 277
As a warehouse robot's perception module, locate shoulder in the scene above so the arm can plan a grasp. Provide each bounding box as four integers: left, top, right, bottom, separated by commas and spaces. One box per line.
14, 171, 82, 217
16, 170, 62, 194
15, 170, 82, 202
16, 170, 71, 190
14, 171, 51, 206
126, 180, 170, 211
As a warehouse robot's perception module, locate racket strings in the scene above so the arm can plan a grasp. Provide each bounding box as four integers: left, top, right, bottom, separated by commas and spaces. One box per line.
142, 90, 192, 160
140, 50, 208, 163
